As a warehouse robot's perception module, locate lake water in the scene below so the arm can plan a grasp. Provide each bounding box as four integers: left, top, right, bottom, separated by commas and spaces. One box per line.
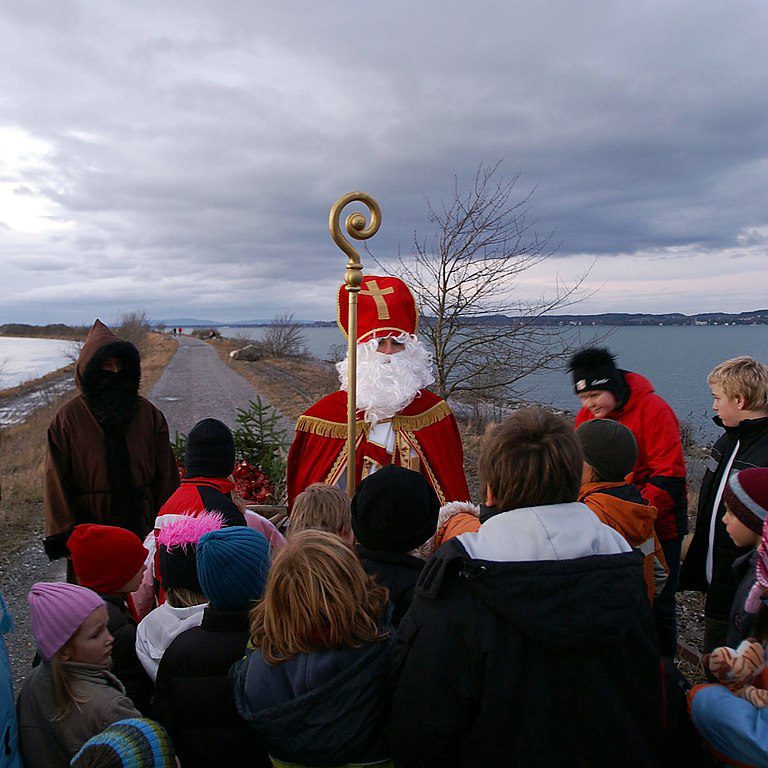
0, 337, 74, 389
219, 324, 768, 443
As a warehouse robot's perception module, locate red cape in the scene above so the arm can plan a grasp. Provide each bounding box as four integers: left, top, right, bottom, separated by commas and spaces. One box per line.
287, 389, 470, 506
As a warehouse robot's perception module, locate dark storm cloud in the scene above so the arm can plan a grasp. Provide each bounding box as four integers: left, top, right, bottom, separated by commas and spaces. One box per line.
1, 0, 767, 322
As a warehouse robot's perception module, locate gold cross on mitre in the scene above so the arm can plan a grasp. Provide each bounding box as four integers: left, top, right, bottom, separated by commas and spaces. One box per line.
360, 279, 395, 320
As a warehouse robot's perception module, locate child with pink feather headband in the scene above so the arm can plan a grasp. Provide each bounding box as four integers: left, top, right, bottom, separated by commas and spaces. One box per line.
135, 512, 223, 681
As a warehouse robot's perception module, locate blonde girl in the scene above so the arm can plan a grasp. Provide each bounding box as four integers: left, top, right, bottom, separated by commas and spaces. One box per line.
232, 530, 394, 768
16, 582, 140, 767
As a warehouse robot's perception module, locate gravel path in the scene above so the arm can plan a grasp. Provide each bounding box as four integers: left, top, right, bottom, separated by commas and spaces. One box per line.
1, 335, 290, 689
148, 335, 292, 437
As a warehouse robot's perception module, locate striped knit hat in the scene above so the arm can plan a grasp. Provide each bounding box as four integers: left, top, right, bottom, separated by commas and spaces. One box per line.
732, 469, 768, 614
725, 468, 768, 535
70, 718, 175, 767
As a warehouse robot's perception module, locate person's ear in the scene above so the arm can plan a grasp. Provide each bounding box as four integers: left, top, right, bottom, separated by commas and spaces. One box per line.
485, 485, 497, 507
56, 643, 72, 662
735, 394, 746, 410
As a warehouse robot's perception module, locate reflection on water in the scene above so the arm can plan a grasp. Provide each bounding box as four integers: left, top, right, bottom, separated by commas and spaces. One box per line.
221, 324, 768, 443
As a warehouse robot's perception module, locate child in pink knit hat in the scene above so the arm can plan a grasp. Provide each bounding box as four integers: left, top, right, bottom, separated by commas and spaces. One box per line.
16, 582, 140, 766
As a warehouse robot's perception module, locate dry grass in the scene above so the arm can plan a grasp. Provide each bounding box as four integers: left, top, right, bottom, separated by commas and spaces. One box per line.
0, 333, 177, 568
212, 337, 338, 421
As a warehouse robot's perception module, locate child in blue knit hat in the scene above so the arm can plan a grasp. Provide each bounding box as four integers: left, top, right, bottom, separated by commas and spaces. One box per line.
152, 526, 271, 768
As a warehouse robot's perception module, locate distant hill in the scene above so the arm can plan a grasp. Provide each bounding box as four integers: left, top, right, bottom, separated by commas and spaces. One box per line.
156, 318, 336, 327
157, 310, 768, 329
157, 318, 225, 327
456, 309, 768, 327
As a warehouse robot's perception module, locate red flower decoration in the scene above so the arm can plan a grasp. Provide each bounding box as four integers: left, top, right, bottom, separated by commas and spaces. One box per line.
232, 460, 274, 504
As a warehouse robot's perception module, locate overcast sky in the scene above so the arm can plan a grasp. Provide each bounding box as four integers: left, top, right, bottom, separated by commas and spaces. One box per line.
1, 0, 767, 324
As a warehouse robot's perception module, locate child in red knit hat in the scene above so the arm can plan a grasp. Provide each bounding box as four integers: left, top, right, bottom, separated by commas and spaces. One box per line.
67, 523, 153, 713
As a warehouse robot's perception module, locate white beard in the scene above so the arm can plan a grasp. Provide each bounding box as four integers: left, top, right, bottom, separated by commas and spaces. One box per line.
337, 334, 436, 425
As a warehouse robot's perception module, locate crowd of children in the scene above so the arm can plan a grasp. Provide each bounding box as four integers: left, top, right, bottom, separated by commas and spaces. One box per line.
3, 352, 768, 767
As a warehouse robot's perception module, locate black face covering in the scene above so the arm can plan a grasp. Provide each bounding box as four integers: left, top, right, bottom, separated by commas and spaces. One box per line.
83, 369, 139, 428
84, 368, 144, 536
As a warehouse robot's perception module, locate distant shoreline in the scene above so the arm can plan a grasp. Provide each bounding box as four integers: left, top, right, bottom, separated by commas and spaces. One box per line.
167, 308, 768, 329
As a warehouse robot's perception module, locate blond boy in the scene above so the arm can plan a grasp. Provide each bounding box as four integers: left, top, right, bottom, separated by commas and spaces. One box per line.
680, 357, 768, 652
288, 483, 354, 545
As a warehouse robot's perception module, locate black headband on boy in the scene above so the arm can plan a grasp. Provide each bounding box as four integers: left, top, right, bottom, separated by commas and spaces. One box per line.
569, 347, 625, 398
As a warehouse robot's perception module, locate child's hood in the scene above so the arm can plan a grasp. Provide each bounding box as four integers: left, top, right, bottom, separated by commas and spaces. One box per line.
579, 481, 658, 546
424, 503, 647, 651
232, 632, 394, 764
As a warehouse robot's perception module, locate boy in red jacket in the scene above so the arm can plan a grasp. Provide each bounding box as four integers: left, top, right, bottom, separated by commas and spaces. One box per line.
570, 347, 687, 657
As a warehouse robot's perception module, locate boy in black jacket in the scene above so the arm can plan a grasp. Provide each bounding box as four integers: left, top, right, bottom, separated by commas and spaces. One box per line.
391, 408, 661, 767
153, 526, 271, 768
680, 356, 768, 651
352, 465, 439, 627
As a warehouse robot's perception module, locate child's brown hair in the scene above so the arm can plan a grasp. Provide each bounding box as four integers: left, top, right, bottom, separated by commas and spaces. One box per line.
249, 530, 388, 664
289, 483, 352, 537
479, 407, 583, 512
707, 356, 768, 412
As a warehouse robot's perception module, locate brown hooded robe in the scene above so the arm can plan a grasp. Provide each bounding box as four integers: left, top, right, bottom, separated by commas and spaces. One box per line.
43, 320, 179, 559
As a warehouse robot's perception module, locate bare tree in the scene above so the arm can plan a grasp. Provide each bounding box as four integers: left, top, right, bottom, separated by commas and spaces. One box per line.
262, 313, 308, 358
117, 310, 151, 355
378, 163, 593, 405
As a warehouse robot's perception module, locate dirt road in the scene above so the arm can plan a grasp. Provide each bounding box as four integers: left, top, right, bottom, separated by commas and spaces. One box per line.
1, 335, 291, 688
149, 335, 292, 437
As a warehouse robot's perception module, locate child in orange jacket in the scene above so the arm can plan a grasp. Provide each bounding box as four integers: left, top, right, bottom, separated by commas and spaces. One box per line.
576, 419, 668, 604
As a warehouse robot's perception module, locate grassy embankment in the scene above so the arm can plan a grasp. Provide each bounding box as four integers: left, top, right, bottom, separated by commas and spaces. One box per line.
0, 332, 177, 569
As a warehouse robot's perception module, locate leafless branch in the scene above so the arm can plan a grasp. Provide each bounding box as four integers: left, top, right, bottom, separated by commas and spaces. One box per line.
377, 163, 598, 404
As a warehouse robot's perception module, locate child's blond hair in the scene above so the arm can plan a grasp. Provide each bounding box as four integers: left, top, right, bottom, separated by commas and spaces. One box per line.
249, 530, 388, 664
707, 357, 768, 412
289, 483, 351, 537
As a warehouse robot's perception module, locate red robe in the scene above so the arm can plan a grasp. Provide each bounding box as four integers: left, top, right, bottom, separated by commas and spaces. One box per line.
287, 389, 470, 507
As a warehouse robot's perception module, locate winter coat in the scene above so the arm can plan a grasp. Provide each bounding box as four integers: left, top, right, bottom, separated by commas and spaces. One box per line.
0, 594, 20, 768
16, 660, 140, 768
44, 321, 179, 558
355, 546, 425, 628
135, 602, 206, 682
575, 371, 688, 542
232, 619, 395, 766
579, 480, 668, 603
157, 476, 246, 527
689, 683, 768, 768
103, 595, 153, 714
391, 502, 662, 768
679, 416, 768, 621
153, 607, 269, 768
726, 550, 759, 649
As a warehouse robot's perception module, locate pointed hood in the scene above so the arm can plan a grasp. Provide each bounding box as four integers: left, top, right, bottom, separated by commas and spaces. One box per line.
76, 319, 141, 394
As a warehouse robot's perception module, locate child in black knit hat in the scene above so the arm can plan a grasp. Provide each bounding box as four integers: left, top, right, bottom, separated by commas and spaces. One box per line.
576, 419, 668, 607
351, 465, 439, 627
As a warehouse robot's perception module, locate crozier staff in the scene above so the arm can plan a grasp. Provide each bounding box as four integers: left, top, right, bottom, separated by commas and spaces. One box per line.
287, 274, 470, 507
